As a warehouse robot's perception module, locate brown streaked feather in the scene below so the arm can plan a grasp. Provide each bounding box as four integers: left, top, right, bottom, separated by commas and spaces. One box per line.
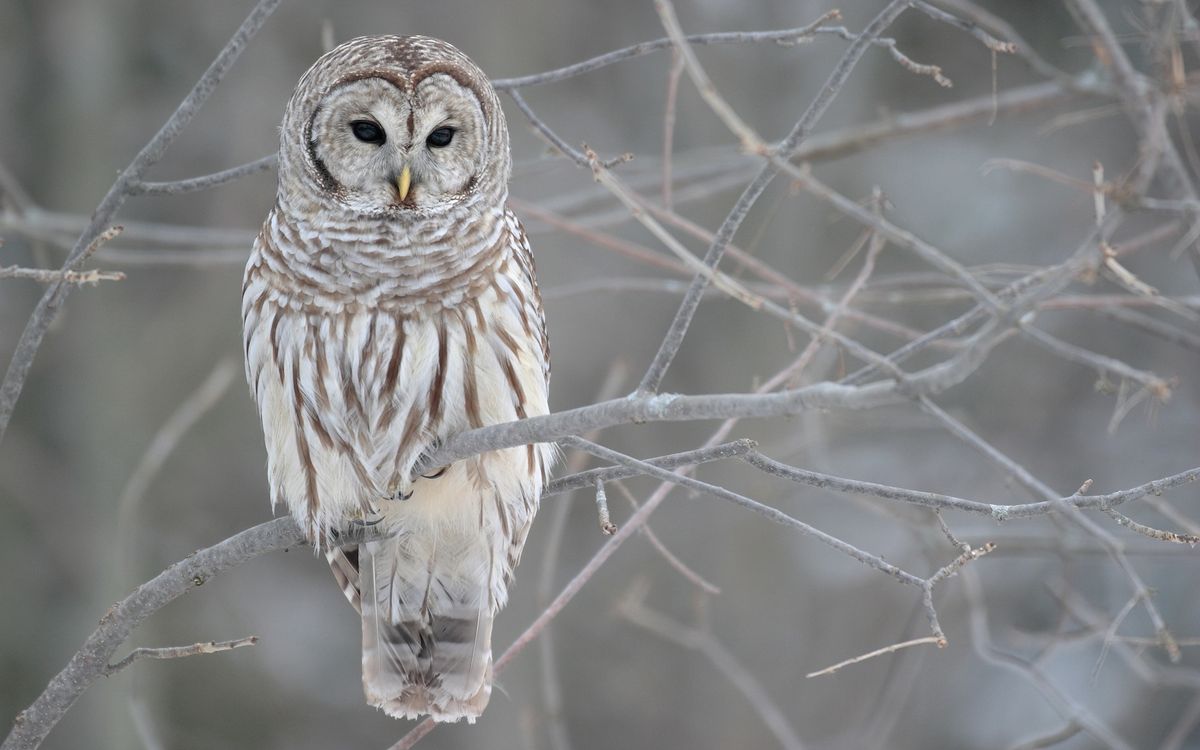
458, 311, 483, 429
326, 545, 362, 613
428, 318, 449, 426
289, 363, 322, 534
382, 313, 406, 395
498, 355, 528, 418
360, 314, 377, 362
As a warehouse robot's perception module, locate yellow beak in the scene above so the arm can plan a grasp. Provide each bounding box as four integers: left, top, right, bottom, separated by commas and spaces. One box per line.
397, 166, 412, 202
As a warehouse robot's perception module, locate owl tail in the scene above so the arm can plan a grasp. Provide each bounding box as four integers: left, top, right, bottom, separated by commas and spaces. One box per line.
338, 532, 496, 722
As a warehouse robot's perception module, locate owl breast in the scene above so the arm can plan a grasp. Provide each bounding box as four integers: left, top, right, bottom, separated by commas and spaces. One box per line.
241, 208, 552, 556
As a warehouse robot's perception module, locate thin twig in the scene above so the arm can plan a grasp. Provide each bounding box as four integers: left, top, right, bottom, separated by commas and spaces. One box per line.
610, 481, 722, 595
806, 636, 944, 678
559, 436, 927, 588
0, 266, 124, 284
543, 439, 757, 497
618, 581, 806, 750
127, 155, 277, 195
491, 19, 844, 90
1104, 509, 1200, 544
104, 637, 259, 675
661, 49, 684, 208
593, 480, 617, 535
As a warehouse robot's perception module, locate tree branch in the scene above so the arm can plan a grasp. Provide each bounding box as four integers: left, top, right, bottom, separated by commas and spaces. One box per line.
0, 0, 280, 447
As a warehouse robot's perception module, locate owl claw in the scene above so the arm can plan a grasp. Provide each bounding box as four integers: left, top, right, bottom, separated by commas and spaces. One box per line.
413, 440, 446, 481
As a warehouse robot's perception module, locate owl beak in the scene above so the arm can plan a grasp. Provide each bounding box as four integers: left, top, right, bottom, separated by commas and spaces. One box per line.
396, 166, 412, 202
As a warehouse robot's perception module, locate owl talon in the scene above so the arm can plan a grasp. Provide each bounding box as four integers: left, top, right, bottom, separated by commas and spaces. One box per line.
422, 466, 448, 480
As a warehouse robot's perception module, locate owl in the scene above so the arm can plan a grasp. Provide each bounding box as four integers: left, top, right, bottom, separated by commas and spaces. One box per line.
241, 36, 553, 722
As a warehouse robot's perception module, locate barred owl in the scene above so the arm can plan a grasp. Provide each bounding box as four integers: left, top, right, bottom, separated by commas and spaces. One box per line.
241, 36, 553, 722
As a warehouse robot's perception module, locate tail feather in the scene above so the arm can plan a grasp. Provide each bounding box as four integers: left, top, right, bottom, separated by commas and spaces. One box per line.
325, 545, 362, 614
358, 534, 496, 722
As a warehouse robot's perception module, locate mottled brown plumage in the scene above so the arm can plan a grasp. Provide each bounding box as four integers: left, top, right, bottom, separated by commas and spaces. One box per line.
241, 35, 552, 722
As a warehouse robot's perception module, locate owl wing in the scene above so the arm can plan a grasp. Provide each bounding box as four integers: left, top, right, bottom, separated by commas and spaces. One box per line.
506, 209, 551, 384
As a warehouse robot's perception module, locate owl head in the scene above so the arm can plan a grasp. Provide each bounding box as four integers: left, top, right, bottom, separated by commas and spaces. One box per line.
277, 35, 510, 218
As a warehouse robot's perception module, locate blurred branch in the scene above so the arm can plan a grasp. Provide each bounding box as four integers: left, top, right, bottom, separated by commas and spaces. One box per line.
745, 451, 1200, 520
914, 1, 1016, 54
636, 0, 915, 394
1018, 323, 1174, 401
609, 481, 722, 595
491, 15, 841, 90
0, 79, 1087, 271
1065, 0, 1200, 274
922, 0, 1069, 83
0, 0, 281, 447
534, 361, 628, 750
806, 636, 944, 678
114, 358, 239, 591
128, 155, 277, 196
618, 580, 806, 750
560, 436, 927, 587
962, 568, 1137, 750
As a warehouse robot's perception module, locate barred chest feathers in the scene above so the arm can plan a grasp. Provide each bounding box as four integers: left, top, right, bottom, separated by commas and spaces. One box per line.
241, 204, 552, 558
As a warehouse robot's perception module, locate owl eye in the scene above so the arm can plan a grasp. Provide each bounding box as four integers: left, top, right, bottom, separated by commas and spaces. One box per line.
350, 120, 386, 145
426, 127, 455, 148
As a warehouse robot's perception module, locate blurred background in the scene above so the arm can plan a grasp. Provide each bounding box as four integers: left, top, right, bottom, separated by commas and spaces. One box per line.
2, 1, 1199, 748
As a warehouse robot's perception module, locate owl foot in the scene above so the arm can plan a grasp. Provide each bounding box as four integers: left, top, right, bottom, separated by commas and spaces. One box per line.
382, 478, 414, 501
417, 440, 448, 480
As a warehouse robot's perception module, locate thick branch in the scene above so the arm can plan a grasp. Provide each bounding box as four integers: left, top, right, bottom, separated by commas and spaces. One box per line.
2, 518, 304, 750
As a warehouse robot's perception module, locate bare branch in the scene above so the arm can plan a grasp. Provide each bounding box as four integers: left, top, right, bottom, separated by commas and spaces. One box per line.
744, 450, 1200, 520
559, 436, 926, 587
914, 2, 1016, 54
104, 637, 259, 675
592, 480, 617, 535
0, 266, 124, 285
1, 517, 304, 750
619, 581, 806, 750
806, 636, 944, 678
610, 481, 722, 596
637, 0, 915, 394
544, 439, 756, 497
128, 155, 277, 196
0, 0, 281, 447
490, 17, 842, 90
1103, 509, 1200, 545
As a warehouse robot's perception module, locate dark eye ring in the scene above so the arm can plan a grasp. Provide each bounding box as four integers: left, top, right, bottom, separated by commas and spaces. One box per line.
426, 126, 455, 148
350, 120, 385, 145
